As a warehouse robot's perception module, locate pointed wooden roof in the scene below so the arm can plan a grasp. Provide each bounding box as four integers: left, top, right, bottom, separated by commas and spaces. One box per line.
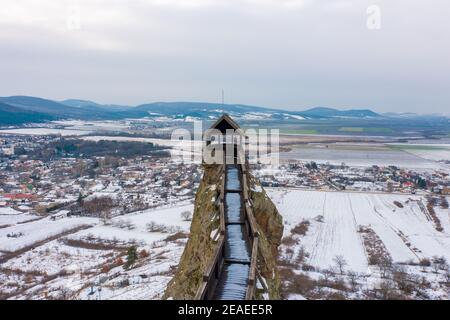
210, 113, 241, 131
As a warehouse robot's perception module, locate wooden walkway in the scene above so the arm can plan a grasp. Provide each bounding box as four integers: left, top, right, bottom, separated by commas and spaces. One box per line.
195, 163, 259, 300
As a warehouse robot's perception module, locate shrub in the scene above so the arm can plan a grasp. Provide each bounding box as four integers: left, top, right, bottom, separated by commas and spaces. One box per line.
146, 221, 166, 233
281, 236, 297, 246
440, 196, 449, 209
291, 220, 310, 236
427, 200, 443, 232
139, 249, 150, 259
164, 232, 189, 242
124, 246, 138, 270
327, 278, 348, 292
301, 264, 315, 272
393, 201, 404, 208
378, 256, 393, 278
347, 271, 359, 292
326, 292, 347, 300
286, 273, 316, 296
419, 258, 431, 267
181, 210, 192, 221
295, 245, 309, 265
315, 215, 324, 223
101, 265, 110, 273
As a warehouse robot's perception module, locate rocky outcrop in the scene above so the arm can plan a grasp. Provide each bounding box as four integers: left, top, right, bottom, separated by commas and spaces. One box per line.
247, 171, 284, 299
164, 164, 222, 299
164, 164, 283, 300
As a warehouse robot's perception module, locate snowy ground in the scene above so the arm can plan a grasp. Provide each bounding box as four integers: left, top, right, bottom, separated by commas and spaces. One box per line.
388, 144, 450, 163
268, 188, 450, 300
0, 202, 193, 300
0, 128, 92, 136
280, 143, 449, 170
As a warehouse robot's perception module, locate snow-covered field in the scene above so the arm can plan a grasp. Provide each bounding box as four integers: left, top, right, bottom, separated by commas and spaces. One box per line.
389, 144, 450, 163
280, 144, 446, 169
0, 207, 23, 215
0, 216, 94, 252
0, 202, 193, 300
268, 188, 450, 299
70, 203, 193, 246
0, 128, 92, 136
269, 189, 450, 269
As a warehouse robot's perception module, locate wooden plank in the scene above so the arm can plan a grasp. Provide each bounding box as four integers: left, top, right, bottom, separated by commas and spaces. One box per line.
219, 202, 225, 235
201, 235, 225, 286
242, 173, 249, 201
248, 237, 258, 283
220, 164, 225, 200
245, 203, 259, 238
195, 282, 208, 300
257, 270, 269, 293
245, 237, 259, 300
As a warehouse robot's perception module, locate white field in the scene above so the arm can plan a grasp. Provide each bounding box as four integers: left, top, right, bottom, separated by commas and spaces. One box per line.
0, 207, 23, 215
0, 213, 37, 226
0, 128, 92, 136
388, 144, 450, 162
70, 203, 193, 245
268, 188, 450, 273
280, 143, 449, 170
0, 215, 94, 252
0, 202, 193, 300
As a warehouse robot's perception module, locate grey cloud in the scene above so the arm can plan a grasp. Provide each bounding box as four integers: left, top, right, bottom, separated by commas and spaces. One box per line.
0, 0, 449, 113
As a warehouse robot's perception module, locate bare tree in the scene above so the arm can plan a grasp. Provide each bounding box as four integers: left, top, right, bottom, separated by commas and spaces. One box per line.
102, 209, 111, 225
333, 255, 348, 274
378, 280, 395, 300
445, 271, 450, 284
181, 210, 192, 221
322, 268, 334, 286
347, 271, 359, 292
432, 261, 441, 274
393, 265, 413, 294
378, 256, 393, 278
295, 245, 308, 265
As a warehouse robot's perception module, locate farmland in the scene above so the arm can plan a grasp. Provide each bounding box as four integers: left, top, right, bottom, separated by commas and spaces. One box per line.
0, 202, 193, 300
268, 188, 450, 299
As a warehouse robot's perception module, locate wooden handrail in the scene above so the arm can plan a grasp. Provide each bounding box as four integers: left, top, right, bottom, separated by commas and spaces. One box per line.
203, 235, 225, 281
194, 282, 208, 300
195, 234, 225, 300
240, 164, 261, 300
242, 172, 249, 201
245, 237, 259, 300
196, 159, 262, 300
245, 203, 259, 238
195, 161, 226, 300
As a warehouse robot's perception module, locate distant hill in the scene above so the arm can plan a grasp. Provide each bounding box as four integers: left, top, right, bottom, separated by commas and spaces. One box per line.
301, 107, 381, 118
134, 101, 283, 118
0, 96, 77, 115
0, 102, 56, 125
0, 95, 387, 125
60, 99, 132, 112
0, 96, 139, 122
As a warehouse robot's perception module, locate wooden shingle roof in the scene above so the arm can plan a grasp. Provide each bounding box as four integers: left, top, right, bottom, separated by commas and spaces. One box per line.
210, 114, 241, 131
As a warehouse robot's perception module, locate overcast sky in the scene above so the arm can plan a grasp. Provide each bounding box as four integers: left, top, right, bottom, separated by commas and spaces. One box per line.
1, 0, 449, 113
